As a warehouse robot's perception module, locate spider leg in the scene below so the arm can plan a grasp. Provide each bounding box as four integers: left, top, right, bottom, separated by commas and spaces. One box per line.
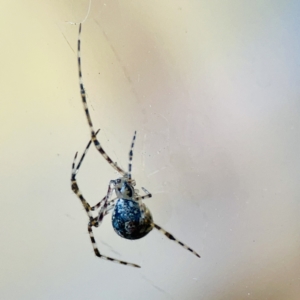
88, 218, 141, 268
101, 201, 116, 217
71, 130, 102, 219
135, 187, 152, 201
91, 197, 117, 211
126, 133, 152, 212
73, 129, 100, 176
97, 180, 116, 225
71, 156, 93, 219
77, 23, 127, 176
127, 132, 152, 201
134, 187, 152, 219
153, 224, 200, 258
128, 131, 136, 180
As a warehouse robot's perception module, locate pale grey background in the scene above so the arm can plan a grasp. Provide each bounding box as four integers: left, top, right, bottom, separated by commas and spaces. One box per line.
0, 0, 299, 299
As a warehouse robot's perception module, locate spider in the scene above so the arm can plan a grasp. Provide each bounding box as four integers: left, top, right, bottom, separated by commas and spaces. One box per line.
71, 23, 200, 268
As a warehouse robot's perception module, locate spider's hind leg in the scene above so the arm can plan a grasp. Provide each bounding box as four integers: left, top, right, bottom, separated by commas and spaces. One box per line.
153, 223, 200, 258
88, 218, 141, 268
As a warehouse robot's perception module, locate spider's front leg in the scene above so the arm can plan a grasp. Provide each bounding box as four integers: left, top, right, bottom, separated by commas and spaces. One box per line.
77, 23, 127, 176
71, 129, 101, 219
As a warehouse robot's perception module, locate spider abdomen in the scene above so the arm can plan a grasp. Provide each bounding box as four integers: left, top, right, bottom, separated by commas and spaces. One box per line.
112, 199, 153, 240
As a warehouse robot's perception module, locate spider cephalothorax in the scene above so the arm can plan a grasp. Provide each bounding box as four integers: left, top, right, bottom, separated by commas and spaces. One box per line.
71, 23, 200, 268
114, 178, 135, 200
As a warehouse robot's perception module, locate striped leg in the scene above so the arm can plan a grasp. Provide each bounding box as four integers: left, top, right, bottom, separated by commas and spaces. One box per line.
71, 129, 101, 219
71, 181, 114, 222
153, 224, 200, 258
126, 132, 152, 215
90, 196, 106, 211
71, 179, 93, 219
128, 131, 136, 180
103, 201, 115, 215
72, 129, 100, 177
134, 187, 152, 218
71, 155, 93, 219
91, 197, 117, 211
135, 187, 152, 201
77, 23, 127, 176
88, 218, 140, 268
97, 180, 116, 225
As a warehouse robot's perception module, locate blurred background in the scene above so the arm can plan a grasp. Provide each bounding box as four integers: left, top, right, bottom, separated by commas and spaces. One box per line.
0, 0, 299, 299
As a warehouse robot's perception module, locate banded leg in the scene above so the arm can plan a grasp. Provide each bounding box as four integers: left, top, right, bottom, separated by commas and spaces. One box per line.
77, 23, 127, 176
133, 187, 152, 219
153, 224, 200, 258
71, 179, 93, 219
97, 180, 116, 225
72, 129, 100, 177
128, 131, 136, 180
91, 197, 117, 211
71, 184, 114, 223
71, 154, 93, 219
71, 129, 101, 219
90, 196, 106, 211
103, 202, 116, 216
135, 187, 152, 201
88, 219, 140, 268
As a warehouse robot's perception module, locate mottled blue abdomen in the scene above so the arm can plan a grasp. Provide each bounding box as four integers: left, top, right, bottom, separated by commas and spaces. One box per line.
112, 199, 153, 240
